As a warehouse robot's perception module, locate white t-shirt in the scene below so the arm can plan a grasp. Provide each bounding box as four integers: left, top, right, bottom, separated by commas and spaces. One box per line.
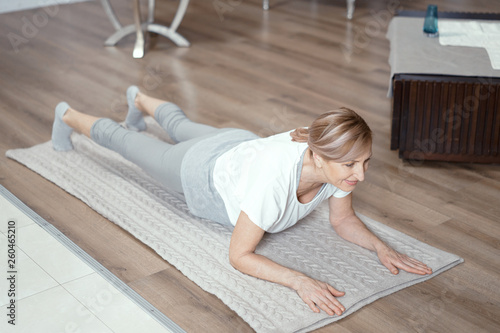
213, 130, 351, 233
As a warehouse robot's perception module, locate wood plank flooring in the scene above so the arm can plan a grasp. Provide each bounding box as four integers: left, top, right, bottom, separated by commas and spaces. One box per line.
1, 0, 499, 331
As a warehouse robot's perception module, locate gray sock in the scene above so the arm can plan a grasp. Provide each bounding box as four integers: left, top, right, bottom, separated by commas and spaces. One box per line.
125, 85, 146, 131
52, 102, 74, 151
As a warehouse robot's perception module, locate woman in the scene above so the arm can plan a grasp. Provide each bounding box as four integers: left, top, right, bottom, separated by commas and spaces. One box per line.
52, 86, 432, 316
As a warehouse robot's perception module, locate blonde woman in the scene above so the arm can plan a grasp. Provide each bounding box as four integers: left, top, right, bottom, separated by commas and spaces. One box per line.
52, 86, 432, 316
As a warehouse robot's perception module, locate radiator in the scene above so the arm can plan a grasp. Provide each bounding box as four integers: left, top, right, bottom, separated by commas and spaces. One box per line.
391, 74, 500, 163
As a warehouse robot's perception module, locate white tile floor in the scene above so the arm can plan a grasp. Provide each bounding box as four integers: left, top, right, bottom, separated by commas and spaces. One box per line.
0, 191, 178, 333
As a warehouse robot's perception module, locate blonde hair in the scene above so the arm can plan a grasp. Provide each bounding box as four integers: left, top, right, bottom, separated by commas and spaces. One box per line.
290, 108, 372, 162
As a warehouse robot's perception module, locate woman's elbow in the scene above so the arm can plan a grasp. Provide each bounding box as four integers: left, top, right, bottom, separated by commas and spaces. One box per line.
229, 252, 239, 269
228, 250, 251, 272
228, 248, 242, 270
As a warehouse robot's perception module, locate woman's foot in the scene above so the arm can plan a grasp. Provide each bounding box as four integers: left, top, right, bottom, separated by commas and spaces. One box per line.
52, 102, 74, 151
125, 85, 146, 131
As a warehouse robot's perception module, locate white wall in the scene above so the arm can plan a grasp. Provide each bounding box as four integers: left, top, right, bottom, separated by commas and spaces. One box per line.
0, 0, 90, 14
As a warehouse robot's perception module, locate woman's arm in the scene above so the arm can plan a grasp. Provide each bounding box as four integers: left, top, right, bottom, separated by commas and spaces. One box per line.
229, 211, 346, 316
328, 194, 432, 275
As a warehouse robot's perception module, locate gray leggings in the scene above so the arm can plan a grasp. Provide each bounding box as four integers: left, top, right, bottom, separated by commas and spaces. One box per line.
90, 102, 221, 193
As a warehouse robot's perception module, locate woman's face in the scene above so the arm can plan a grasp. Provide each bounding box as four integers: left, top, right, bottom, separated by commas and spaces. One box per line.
315, 147, 372, 192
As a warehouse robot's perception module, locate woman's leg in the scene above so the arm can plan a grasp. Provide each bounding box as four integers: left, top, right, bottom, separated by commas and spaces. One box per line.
52, 102, 98, 151
62, 105, 100, 139
152, 101, 220, 143
53, 102, 193, 193
90, 118, 192, 193
127, 87, 221, 143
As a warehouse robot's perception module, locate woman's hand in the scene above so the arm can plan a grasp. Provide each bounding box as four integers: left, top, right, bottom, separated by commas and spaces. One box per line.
376, 245, 433, 275
230, 213, 346, 316
328, 196, 433, 276
291, 275, 346, 316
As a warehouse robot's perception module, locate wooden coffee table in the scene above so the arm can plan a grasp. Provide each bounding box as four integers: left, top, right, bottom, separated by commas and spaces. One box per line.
388, 11, 500, 163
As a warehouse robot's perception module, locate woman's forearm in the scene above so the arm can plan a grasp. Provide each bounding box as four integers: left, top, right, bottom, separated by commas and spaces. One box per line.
333, 215, 388, 253
230, 251, 305, 290
229, 211, 346, 315
229, 211, 306, 289
328, 195, 388, 254
333, 214, 432, 276
230, 251, 347, 316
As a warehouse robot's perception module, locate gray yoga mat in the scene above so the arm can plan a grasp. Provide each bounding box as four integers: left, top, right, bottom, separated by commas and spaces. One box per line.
6, 118, 463, 332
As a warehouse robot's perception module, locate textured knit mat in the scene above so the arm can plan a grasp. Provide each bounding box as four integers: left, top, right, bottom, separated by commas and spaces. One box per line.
6, 119, 463, 333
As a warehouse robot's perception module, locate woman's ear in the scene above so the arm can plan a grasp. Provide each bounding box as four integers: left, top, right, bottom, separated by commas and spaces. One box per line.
312, 152, 323, 168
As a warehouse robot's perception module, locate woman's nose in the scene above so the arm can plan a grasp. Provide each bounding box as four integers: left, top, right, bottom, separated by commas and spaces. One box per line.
355, 164, 365, 181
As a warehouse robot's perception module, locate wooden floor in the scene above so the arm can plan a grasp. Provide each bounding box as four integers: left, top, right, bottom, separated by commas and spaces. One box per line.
1, 0, 499, 331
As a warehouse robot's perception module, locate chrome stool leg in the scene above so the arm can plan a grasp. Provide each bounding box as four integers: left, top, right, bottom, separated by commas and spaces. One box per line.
346, 0, 355, 20
101, 0, 190, 58
143, 0, 190, 47
132, 0, 145, 58
148, 0, 155, 23
100, 0, 122, 30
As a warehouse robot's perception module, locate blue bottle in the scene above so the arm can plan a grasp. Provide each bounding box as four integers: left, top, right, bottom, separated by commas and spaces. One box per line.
423, 5, 439, 37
